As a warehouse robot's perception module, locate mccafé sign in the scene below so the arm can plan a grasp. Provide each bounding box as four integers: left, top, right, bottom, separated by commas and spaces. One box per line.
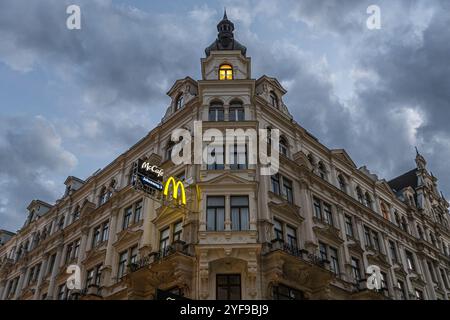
135, 160, 186, 206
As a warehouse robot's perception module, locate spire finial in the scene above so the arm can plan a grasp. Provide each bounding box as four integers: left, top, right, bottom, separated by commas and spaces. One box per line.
223, 7, 228, 20
415, 146, 420, 156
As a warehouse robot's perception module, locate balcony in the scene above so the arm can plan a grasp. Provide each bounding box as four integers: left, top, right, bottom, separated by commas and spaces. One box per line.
126, 241, 195, 299
351, 279, 389, 300
263, 239, 334, 297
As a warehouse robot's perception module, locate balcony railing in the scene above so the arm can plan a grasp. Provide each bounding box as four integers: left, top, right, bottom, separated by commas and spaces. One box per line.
269, 239, 329, 269
128, 241, 191, 273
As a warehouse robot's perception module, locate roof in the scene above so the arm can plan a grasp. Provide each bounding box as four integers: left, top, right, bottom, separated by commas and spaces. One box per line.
388, 168, 418, 192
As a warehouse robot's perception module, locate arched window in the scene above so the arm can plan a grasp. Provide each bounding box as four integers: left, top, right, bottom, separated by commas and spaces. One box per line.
107, 179, 116, 199
208, 101, 224, 121
229, 100, 244, 121
270, 91, 279, 108
381, 203, 389, 220
318, 161, 327, 180
175, 94, 184, 111
279, 136, 289, 157
219, 64, 233, 80
356, 187, 364, 204
337, 174, 347, 193
365, 192, 373, 209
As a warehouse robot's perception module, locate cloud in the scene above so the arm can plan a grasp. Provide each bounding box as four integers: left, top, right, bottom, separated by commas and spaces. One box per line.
0, 116, 77, 231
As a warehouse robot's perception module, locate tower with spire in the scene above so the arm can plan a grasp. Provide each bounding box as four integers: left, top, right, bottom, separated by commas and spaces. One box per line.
205, 9, 247, 57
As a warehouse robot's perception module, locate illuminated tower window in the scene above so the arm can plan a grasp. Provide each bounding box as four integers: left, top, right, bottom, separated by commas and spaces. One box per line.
219, 64, 233, 80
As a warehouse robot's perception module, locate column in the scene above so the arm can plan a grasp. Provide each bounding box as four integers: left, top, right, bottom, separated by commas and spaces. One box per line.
435, 265, 449, 300
224, 195, 231, 231
102, 208, 119, 288
47, 245, 63, 300
141, 199, 155, 255
13, 267, 27, 299
298, 179, 315, 251
1, 280, 10, 300
420, 258, 436, 300
34, 255, 49, 300
0, 280, 6, 300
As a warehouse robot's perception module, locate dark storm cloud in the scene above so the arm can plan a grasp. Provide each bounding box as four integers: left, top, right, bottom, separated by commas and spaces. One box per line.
0, 116, 77, 231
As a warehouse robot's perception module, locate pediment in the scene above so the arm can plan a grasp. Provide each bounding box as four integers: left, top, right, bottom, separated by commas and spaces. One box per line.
331, 149, 357, 168
376, 180, 397, 198
113, 229, 143, 248
313, 224, 344, 245
201, 172, 253, 186
83, 247, 107, 266
80, 199, 96, 217
293, 151, 314, 170
268, 201, 303, 222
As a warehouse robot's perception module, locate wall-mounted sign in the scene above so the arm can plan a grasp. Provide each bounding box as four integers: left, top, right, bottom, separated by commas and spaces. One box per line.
137, 160, 164, 181
136, 160, 164, 191
163, 176, 186, 205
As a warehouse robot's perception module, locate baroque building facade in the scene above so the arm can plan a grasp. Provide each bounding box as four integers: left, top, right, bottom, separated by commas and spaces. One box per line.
1, 13, 450, 301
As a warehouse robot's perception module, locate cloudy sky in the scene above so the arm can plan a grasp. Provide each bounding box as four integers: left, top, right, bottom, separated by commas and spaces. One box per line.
1, 0, 449, 231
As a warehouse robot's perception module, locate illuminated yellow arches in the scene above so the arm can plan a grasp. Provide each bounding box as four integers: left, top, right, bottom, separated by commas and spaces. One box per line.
163, 177, 186, 205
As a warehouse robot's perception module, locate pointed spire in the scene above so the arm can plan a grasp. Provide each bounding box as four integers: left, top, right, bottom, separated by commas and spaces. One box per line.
223, 8, 228, 20
415, 146, 420, 156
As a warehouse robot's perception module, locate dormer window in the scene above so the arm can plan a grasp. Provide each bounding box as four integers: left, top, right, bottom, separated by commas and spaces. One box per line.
219, 64, 233, 80
175, 94, 184, 111
270, 91, 279, 108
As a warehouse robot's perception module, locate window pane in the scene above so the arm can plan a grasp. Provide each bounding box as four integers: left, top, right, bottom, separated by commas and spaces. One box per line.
231, 196, 248, 206
207, 196, 225, 206
207, 209, 216, 231
217, 208, 225, 231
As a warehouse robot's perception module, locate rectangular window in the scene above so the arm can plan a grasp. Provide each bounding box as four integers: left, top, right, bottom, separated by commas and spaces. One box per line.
427, 262, 437, 283
65, 243, 73, 264
329, 247, 340, 276
216, 274, 241, 300
319, 242, 328, 262
371, 231, 380, 251
117, 251, 128, 279
92, 226, 101, 248
351, 257, 361, 283
28, 266, 36, 286
57, 284, 66, 301
229, 144, 247, 170
389, 240, 398, 264
229, 107, 244, 121
364, 226, 372, 248
207, 145, 225, 170
73, 239, 80, 260
274, 219, 283, 241
134, 200, 143, 223
47, 253, 56, 276
397, 280, 407, 300
273, 284, 304, 300
123, 206, 132, 230
313, 197, 322, 220
207, 196, 225, 231
130, 246, 138, 264
86, 265, 102, 287
345, 215, 354, 238
282, 178, 293, 204
323, 203, 333, 226
415, 289, 424, 300
173, 220, 183, 242
230, 196, 249, 231
159, 227, 170, 252
406, 250, 416, 272
440, 269, 449, 289
101, 221, 109, 242
209, 107, 224, 121
286, 226, 297, 248
271, 174, 280, 195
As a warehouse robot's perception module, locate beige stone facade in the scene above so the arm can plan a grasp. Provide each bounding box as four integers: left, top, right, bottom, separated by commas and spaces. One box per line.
1, 14, 450, 301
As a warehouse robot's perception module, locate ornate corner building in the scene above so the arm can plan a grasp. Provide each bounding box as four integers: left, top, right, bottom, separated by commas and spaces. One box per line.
1, 13, 450, 301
